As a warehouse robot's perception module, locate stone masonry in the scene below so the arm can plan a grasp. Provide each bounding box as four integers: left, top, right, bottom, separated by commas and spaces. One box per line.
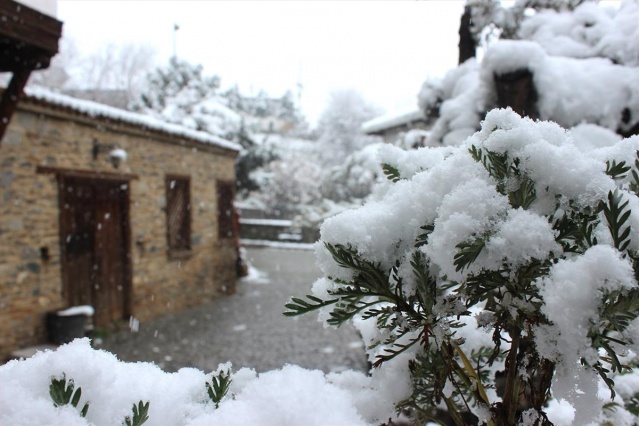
0, 95, 239, 360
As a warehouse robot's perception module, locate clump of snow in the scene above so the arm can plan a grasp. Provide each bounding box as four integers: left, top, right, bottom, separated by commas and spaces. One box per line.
377, 143, 457, 180
195, 365, 368, 426
481, 40, 639, 134
0, 339, 375, 426
569, 123, 622, 151
240, 265, 270, 285
519, 1, 639, 66
56, 305, 95, 317
536, 245, 636, 386
423, 58, 485, 146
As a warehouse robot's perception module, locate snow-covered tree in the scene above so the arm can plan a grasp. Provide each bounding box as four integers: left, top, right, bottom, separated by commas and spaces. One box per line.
137, 57, 220, 112
133, 57, 245, 143
319, 143, 383, 203
255, 158, 323, 218
243, 134, 322, 217
287, 109, 639, 425
315, 89, 382, 166
466, 0, 592, 48
419, 0, 639, 146
284, 2, 639, 424
222, 87, 309, 136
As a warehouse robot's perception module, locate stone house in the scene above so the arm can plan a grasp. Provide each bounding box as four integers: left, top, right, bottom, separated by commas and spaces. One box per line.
0, 88, 240, 360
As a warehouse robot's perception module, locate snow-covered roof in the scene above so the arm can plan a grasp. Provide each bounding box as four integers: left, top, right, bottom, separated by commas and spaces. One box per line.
361, 108, 427, 135
417, 1, 639, 147
22, 86, 242, 153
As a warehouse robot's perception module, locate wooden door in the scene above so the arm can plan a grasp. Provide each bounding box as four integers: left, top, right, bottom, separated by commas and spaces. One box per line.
60, 177, 131, 326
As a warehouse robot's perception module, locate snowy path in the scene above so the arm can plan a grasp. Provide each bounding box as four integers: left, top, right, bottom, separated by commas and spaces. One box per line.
98, 246, 369, 374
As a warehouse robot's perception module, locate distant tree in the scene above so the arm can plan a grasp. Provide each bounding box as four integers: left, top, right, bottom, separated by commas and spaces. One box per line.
256, 156, 323, 218
77, 42, 156, 104
235, 140, 280, 196
467, 0, 592, 47
28, 36, 156, 107
27, 36, 79, 90
135, 57, 219, 113
221, 87, 308, 136
315, 89, 382, 166
319, 143, 383, 203
221, 85, 246, 112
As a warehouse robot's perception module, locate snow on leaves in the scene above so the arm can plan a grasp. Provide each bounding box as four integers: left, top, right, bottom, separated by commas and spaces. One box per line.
290, 109, 639, 425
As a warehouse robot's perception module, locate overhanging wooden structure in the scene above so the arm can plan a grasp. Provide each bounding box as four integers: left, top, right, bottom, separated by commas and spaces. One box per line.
0, 0, 62, 143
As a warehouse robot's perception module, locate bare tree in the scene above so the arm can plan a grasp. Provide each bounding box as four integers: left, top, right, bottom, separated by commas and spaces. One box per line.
27, 35, 156, 108
27, 36, 80, 90
315, 89, 382, 166
75, 42, 156, 105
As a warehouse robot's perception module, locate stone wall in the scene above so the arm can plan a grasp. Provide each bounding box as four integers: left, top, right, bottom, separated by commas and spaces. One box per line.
0, 100, 238, 360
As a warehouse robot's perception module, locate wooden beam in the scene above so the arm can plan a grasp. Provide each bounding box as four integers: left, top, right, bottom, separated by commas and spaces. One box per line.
0, 42, 52, 71
0, 0, 62, 55
0, 67, 31, 144
36, 165, 139, 181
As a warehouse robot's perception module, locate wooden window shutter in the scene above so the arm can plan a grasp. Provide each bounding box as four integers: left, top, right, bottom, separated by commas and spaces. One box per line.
166, 176, 191, 254
217, 181, 235, 240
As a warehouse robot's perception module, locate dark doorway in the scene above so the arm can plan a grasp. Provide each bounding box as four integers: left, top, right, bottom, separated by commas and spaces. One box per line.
59, 177, 132, 326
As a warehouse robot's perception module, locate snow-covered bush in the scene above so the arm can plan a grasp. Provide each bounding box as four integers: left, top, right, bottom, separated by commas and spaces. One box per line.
133, 57, 244, 142
315, 89, 383, 166
419, 1, 639, 147
286, 109, 639, 425
319, 143, 384, 203
243, 134, 323, 217
0, 339, 371, 425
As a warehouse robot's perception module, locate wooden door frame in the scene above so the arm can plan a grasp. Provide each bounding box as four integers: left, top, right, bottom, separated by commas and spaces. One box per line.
52, 170, 134, 323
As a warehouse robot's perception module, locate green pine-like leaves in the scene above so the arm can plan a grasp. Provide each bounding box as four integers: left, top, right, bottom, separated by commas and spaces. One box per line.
508, 176, 537, 210
206, 369, 232, 409
124, 401, 150, 426
283, 142, 639, 424
631, 152, 639, 196
382, 163, 402, 182
283, 295, 339, 317
469, 145, 509, 183
606, 159, 631, 180
470, 145, 538, 210
415, 224, 434, 248
49, 374, 89, 418
601, 190, 632, 252
552, 206, 599, 253
454, 235, 487, 272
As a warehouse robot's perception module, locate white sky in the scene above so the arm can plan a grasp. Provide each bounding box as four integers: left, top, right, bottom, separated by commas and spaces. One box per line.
56, 1, 465, 125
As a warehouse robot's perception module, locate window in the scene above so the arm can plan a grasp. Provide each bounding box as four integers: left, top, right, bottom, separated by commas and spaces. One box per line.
217, 181, 236, 240
166, 175, 191, 256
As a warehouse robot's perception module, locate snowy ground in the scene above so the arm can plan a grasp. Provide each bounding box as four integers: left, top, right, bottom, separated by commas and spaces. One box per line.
97, 246, 368, 374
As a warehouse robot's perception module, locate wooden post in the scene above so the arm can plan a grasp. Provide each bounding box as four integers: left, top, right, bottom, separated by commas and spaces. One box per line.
458, 5, 476, 64
0, 68, 32, 145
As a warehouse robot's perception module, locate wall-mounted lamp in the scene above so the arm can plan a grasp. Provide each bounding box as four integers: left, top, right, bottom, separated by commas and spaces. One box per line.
108, 148, 127, 169
92, 139, 127, 169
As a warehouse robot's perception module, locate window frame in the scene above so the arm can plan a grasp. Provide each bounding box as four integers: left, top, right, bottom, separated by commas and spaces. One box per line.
217, 180, 236, 241
165, 174, 192, 259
